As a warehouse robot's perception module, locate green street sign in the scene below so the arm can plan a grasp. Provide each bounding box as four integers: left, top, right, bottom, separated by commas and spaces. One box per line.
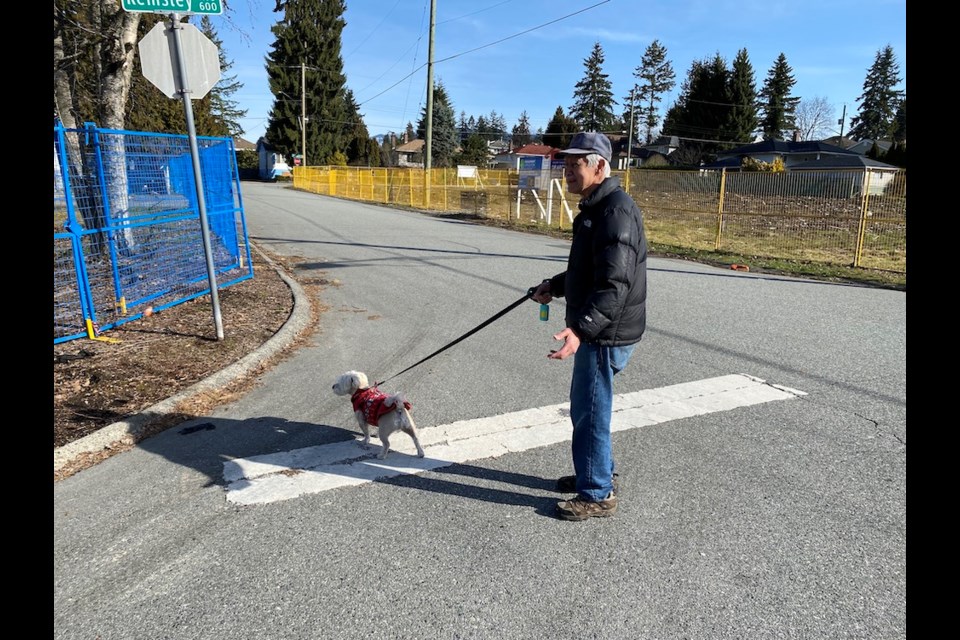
121, 0, 223, 15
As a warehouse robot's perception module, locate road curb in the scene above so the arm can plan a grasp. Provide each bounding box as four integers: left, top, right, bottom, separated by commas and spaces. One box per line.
53, 244, 312, 474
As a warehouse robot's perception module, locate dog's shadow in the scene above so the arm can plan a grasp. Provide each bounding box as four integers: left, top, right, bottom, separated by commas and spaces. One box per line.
374, 461, 568, 518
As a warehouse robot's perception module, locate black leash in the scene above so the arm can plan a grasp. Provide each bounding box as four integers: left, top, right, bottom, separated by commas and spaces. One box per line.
374, 287, 537, 387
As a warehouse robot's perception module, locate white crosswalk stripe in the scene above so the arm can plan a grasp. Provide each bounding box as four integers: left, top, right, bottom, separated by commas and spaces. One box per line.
223, 374, 806, 505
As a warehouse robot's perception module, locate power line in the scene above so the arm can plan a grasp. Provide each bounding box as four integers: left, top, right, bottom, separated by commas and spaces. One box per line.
354, 1, 611, 109
434, 1, 609, 65
436, 0, 516, 26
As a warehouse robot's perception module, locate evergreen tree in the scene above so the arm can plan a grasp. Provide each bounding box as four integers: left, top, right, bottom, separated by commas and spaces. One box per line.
265, 0, 352, 164
690, 53, 730, 144
125, 14, 183, 133
570, 41, 618, 133
405, 122, 416, 142
415, 80, 458, 167
891, 98, 906, 144
661, 55, 730, 158
475, 115, 490, 138
458, 111, 471, 141
126, 15, 246, 137
725, 48, 759, 143
660, 63, 697, 140
543, 106, 578, 149
342, 89, 373, 165
202, 15, 247, 138
380, 133, 397, 167
625, 39, 675, 144
758, 53, 800, 140
365, 137, 382, 167
488, 110, 507, 141
883, 140, 906, 168
848, 45, 904, 142
455, 134, 490, 167
511, 111, 533, 149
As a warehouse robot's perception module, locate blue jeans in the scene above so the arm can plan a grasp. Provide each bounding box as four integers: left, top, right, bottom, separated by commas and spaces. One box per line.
569, 342, 636, 501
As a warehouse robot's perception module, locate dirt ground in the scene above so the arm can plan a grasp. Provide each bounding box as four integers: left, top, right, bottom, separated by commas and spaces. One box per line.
53, 250, 323, 480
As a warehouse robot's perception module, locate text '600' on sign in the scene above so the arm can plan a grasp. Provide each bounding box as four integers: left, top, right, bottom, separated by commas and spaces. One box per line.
121, 0, 223, 15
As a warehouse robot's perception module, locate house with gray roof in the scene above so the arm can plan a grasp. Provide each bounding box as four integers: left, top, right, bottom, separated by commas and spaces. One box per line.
708, 139, 900, 195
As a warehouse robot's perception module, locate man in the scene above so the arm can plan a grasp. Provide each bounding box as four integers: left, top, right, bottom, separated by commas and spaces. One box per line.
530, 131, 648, 521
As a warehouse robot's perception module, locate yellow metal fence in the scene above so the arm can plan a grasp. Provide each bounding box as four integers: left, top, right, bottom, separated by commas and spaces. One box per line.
292, 165, 906, 274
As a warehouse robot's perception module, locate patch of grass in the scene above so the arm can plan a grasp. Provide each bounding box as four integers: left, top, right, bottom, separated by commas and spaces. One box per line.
647, 244, 906, 290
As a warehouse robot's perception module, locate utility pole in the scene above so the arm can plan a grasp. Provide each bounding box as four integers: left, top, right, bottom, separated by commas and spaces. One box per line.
425, 0, 436, 170
627, 87, 636, 169
838, 104, 846, 139
301, 62, 307, 166
625, 87, 636, 192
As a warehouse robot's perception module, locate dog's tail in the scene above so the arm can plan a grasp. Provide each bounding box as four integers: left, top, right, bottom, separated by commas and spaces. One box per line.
384, 393, 413, 422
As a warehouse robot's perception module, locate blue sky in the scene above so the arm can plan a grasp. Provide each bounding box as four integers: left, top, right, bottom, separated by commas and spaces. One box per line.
209, 0, 907, 143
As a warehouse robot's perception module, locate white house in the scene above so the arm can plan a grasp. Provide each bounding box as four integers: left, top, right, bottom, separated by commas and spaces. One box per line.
256, 137, 291, 180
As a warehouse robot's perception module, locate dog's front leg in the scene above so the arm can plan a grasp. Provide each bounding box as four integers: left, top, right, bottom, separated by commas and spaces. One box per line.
355, 411, 372, 449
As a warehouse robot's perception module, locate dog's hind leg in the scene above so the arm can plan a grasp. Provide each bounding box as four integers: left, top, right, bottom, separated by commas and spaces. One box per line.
399, 407, 425, 458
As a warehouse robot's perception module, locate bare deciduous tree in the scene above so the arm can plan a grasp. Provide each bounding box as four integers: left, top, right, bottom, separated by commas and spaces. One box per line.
794, 96, 835, 141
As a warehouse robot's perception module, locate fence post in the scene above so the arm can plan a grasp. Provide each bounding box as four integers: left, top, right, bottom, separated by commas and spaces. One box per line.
715, 168, 727, 250
853, 169, 874, 267
424, 169, 431, 208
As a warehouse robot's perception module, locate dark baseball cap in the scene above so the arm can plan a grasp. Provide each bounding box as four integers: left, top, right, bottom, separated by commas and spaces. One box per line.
556, 132, 612, 162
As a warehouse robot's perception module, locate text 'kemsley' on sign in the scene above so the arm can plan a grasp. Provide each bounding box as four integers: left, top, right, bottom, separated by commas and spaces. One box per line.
121, 0, 223, 15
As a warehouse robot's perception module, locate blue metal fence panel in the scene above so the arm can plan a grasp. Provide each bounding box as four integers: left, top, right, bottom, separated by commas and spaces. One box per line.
53, 121, 254, 344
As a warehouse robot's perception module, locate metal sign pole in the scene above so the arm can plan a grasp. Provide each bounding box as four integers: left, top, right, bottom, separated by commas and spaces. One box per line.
168, 12, 224, 340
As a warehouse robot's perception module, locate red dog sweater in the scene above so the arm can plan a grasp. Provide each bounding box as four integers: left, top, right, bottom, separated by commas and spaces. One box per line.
351, 387, 412, 427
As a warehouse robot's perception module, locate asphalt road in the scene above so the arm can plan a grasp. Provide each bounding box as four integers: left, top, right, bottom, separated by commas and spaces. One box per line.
53, 180, 906, 640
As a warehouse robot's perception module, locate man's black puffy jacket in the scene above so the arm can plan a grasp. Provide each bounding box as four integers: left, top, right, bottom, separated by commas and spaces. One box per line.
547, 176, 647, 346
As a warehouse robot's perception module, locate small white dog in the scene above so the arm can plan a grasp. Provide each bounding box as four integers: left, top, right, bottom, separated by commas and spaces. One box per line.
331, 371, 425, 459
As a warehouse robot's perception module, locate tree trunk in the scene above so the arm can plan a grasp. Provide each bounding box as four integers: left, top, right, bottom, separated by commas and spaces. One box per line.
97, 1, 142, 249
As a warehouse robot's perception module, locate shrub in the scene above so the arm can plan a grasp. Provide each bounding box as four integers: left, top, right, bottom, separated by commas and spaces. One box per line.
235, 149, 258, 170
741, 156, 785, 172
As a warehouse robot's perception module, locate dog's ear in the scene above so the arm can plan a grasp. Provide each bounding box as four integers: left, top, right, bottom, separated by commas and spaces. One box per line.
353, 371, 369, 389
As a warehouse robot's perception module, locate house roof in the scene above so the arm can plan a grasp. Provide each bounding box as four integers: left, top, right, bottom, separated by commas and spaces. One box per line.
395, 139, 425, 153
647, 135, 680, 148
511, 144, 556, 156
702, 153, 898, 171
718, 139, 859, 158
820, 135, 857, 150
635, 148, 671, 161
256, 136, 278, 152
845, 139, 894, 156
789, 155, 899, 170
234, 137, 256, 150
699, 157, 743, 169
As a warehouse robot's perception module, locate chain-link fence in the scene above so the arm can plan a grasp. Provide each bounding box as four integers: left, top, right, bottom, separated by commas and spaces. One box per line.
292, 163, 905, 274
54, 121, 253, 344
